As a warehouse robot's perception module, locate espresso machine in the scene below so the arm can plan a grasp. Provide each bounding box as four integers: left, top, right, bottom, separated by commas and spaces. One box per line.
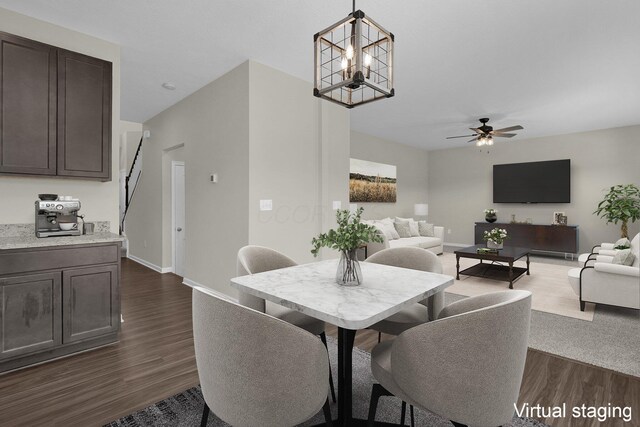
35, 194, 82, 237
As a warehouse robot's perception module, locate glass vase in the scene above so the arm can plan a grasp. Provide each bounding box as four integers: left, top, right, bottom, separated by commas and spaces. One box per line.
336, 249, 362, 286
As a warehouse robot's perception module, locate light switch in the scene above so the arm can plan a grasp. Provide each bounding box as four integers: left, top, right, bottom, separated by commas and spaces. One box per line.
332, 201, 342, 210
260, 199, 273, 211
143, 130, 151, 139
210, 173, 218, 183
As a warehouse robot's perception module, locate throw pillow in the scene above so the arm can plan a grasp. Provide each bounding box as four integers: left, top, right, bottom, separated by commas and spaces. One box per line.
394, 221, 412, 238
418, 221, 435, 237
375, 220, 400, 240
614, 237, 631, 250
395, 217, 420, 237
612, 249, 635, 266
372, 223, 392, 240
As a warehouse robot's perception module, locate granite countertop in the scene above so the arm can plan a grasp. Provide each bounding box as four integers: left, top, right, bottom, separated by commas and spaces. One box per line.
0, 232, 124, 251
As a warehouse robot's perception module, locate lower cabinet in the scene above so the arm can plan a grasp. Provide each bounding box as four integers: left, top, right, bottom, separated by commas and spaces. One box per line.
0, 242, 120, 372
0, 272, 62, 359
63, 265, 119, 343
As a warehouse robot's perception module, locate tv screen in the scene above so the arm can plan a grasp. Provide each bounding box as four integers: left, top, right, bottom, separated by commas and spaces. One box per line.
493, 159, 570, 203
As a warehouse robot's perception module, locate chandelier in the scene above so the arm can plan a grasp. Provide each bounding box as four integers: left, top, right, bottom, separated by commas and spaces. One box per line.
313, 1, 394, 108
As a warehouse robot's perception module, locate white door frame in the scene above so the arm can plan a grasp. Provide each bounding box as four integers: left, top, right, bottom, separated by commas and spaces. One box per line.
171, 161, 185, 275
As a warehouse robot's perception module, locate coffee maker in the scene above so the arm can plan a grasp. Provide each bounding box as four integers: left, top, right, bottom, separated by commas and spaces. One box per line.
35, 194, 82, 237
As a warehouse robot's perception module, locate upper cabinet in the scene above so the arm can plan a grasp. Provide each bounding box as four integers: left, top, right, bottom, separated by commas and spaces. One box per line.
0, 32, 112, 181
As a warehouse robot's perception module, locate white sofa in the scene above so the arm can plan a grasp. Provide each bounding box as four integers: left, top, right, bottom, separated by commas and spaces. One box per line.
568, 233, 639, 311
367, 225, 444, 257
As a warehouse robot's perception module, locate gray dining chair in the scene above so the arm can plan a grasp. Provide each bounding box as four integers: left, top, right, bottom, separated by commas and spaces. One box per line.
365, 247, 445, 342
236, 245, 335, 402
367, 290, 532, 427
193, 287, 333, 427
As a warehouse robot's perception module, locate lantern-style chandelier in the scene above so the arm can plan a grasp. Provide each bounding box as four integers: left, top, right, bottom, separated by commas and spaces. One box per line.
313, 1, 394, 108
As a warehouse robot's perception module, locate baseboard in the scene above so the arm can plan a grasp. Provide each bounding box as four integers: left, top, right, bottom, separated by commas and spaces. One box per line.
127, 254, 173, 274
444, 242, 474, 248
182, 277, 238, 302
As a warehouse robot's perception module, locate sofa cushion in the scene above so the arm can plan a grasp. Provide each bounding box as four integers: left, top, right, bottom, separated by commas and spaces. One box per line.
377, 218, 400, 239
388, 236, 442, 249
394, 221, 412, 238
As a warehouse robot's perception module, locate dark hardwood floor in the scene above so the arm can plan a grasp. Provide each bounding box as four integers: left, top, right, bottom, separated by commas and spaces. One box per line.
0, 258, 637, 426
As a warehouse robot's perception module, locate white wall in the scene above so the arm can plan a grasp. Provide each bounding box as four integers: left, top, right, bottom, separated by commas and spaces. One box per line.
0, 8, 121, 233
428, 125, 640, 252
350, 131, 429, 220
247, 61, 350, 264
128, 62, 250, 298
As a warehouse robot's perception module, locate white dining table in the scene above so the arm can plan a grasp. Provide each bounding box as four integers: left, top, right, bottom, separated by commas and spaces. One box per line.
230, 259, 454, 427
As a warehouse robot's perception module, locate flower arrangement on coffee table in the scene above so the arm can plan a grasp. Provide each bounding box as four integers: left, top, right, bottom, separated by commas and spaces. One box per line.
483, 227, 508, 249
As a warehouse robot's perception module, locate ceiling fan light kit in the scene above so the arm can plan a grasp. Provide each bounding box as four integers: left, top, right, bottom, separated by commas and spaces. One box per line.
447, 117, 524, 146
313, 1, 394, 108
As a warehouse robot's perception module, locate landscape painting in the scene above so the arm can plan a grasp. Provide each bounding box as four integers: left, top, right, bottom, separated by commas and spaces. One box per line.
349, 158, 397, 203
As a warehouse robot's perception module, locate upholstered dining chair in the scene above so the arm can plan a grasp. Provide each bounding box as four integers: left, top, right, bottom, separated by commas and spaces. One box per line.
192, 287, 333, 427
236, 245, 335, 402
367, 290, 532, 427
365, 247, 445, 342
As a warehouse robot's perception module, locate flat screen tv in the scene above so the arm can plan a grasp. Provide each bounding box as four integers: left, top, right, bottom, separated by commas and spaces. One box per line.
493, 159, 570, 203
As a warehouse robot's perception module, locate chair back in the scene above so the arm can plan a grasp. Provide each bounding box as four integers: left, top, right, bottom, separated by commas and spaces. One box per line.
236, 245, 297, 311
192, 288, 329, 427
365, 247, 443, 274
391, 290, 532, 427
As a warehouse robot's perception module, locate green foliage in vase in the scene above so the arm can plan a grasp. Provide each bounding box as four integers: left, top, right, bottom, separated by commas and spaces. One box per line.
311, 208, 383, 257
594, 184, 640, 238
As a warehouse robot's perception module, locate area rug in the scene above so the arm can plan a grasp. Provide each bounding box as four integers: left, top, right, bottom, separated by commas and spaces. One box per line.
105, 339, 549, 427
439, 252, 595, 321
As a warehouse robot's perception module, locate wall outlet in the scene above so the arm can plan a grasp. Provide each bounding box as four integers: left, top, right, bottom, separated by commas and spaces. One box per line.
447, 229, 452, 234
143, 240, 147, 248
332, 201, 342, 210
143, 130, 151, 139
259, 199, 273, 211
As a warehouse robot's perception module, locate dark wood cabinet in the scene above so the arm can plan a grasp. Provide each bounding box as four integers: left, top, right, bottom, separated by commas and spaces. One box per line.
475, 222, 579, 254
0, 242, 120, 372
0, 31, 112, 181
0, 33, 57, 175
0, 272, 62, 359
62, 265, 119, 343
57, 49, 111, 180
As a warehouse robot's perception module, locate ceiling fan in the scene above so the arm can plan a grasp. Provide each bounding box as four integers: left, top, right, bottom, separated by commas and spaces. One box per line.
446, 118, 523, 146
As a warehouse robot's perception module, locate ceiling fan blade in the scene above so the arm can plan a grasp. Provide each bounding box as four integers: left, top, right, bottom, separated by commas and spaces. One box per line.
492, 133, 517, 138
446, 134, 477, 139
467, 137, 479, 143
492, 125, 523, 133
469, 127, 483, 133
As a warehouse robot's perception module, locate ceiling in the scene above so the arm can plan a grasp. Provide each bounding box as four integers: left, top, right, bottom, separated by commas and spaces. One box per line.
1, 0, 639, 150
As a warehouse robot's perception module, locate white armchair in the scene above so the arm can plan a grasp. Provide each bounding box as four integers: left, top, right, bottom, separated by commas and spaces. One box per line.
568, 234, 639, 311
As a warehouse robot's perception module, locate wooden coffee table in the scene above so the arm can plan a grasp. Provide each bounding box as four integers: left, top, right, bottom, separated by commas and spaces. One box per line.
454, 245, 530, 289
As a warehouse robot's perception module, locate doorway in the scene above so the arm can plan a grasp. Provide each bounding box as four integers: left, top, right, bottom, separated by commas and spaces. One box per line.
172, 161, 186, 277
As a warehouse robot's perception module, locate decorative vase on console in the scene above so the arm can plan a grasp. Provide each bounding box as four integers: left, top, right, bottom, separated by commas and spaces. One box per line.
484, 208, 498, 223
311, 207, 383, 286
483, 227, 508, 250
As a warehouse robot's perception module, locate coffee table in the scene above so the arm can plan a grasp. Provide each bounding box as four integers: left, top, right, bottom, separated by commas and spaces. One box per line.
454, 245, 530, 289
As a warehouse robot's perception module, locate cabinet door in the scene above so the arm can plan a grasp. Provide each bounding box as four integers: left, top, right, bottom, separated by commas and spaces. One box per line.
57, 49, 112, 181
0, 32, 56, 175
62, 265, 119, 343
0, 272, 61, 359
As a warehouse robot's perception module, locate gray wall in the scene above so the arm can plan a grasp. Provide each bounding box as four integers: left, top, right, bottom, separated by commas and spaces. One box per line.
428, 125, 640, 253
350, 131, 429, 220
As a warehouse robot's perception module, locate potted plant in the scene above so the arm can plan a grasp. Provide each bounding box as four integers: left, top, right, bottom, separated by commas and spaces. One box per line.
484, 208, 498, 223
594, 184, 640, 238
311, 208, 383, 286
483, 228, 508, 249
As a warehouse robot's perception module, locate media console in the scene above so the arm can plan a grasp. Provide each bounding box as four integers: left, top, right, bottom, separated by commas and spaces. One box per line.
474, 222, 578, 254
